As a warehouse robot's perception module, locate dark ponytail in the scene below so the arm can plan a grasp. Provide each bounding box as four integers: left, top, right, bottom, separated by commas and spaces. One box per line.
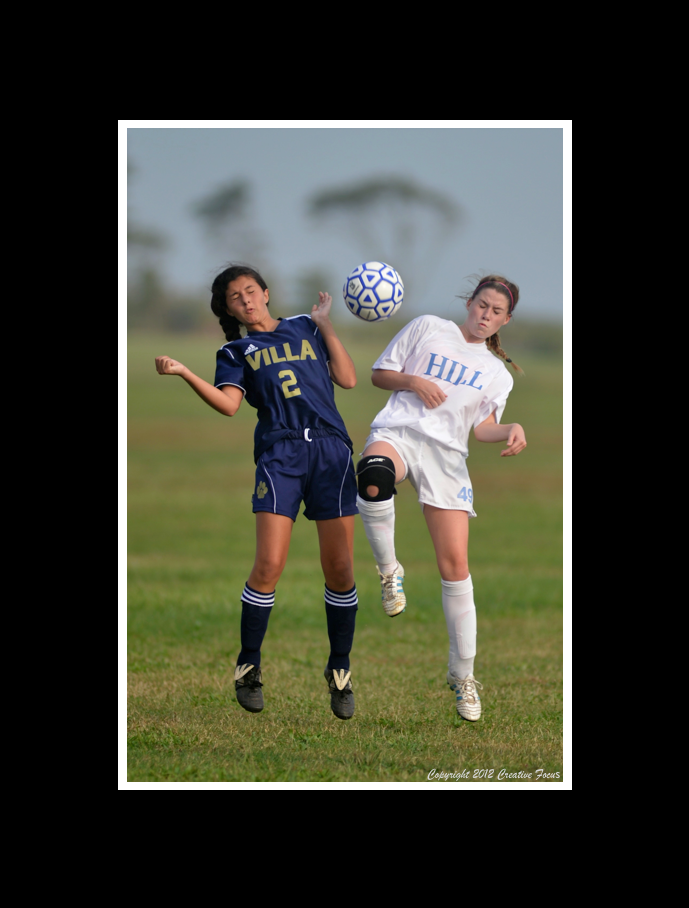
210, 264, 269, 342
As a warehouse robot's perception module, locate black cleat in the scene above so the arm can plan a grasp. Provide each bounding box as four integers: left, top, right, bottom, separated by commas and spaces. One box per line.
324, 667, 355, 720
235, 663, 264, 713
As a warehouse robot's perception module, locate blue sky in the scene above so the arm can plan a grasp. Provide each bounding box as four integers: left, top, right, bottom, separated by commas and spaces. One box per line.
123, 121, 569, 323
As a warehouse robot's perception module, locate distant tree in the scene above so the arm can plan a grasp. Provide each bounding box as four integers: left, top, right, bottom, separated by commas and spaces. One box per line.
127, 159, 168, 259
191, 179, 266, 266
128, 160, 214, 333
127, 161, 170, 329
127, 223, 167, 252
307, 175, 462, 302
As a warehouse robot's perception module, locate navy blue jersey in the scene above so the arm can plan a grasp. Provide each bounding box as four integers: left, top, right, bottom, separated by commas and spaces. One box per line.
214, 315, 353, 463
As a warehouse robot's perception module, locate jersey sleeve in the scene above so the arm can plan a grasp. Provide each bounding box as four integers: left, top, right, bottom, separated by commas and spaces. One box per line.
473, 368, 513, 428
372, 316, 434, 372
214, 345, 247, 395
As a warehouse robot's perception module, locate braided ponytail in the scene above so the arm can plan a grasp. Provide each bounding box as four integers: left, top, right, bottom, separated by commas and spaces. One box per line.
212, 303, 242, 342
487, 332, 524, 375
209, 264, 270, 342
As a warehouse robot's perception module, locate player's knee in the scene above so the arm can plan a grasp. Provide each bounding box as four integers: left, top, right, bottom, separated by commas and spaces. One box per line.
356, 455, 397, 502
438, 558, 470, 582
324, 560, 355, 590
251, 557, 286, 588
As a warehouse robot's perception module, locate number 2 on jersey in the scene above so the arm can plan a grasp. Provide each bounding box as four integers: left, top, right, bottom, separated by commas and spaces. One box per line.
278, 369, 302, 398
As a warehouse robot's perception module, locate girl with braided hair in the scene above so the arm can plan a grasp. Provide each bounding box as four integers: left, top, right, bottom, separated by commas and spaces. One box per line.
155, 265, 360, 720
354, 275, 526, 721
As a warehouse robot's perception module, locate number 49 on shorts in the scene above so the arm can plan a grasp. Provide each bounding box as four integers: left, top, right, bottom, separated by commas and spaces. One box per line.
457, 487, 473, 503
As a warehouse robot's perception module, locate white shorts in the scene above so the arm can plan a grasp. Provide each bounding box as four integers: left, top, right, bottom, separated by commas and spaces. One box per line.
363, 426, 477, 517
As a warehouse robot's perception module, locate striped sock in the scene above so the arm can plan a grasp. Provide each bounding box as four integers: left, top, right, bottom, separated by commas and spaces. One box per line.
237, 584, 275, 667
324, 585, 358, 671
241, 584, 275, 608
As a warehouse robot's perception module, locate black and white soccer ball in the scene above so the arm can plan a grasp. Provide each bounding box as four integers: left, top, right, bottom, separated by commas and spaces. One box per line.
343, 261, 403, 322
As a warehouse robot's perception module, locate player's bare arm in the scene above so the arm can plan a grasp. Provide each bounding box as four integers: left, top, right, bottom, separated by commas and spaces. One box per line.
473, 410, 527, 456
311, 292, 357, 389
371, 369, 447, 409
154, 356, 243, 417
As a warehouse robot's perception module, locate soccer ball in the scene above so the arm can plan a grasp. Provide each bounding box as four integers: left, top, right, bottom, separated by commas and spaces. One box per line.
343, 261, 404, 321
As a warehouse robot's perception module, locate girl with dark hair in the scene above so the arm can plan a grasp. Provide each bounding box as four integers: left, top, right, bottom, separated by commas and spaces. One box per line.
155, 265, 360, 719
354, 275, 526, 722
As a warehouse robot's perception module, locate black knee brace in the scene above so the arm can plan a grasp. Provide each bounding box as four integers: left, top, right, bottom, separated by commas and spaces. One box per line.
356, 455, 397, 502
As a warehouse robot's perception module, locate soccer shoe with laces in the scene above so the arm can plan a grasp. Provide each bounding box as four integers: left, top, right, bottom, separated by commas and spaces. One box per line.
377, 562, 406, 617
324, 667, 355, 720
235, 663, 264, 713
447, 672, 483, 721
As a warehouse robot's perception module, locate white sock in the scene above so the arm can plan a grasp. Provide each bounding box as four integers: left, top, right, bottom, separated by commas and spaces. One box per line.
441, 576, 476, 679
356, 494, 397, 573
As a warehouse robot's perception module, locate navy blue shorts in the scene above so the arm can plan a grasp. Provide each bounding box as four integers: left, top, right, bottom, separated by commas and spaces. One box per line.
253, 435, 359, 521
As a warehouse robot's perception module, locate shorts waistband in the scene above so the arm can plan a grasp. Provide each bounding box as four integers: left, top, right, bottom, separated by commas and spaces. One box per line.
282, 428, 340, 441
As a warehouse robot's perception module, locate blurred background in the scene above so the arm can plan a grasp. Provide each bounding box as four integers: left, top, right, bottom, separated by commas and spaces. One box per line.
126, 125, 564, 344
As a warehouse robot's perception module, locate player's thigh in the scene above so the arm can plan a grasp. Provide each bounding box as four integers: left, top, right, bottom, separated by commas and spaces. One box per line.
361, 440, 407, 482
250, 512, 294, 590
316, 515, 355, 591
423, 505, 470, 581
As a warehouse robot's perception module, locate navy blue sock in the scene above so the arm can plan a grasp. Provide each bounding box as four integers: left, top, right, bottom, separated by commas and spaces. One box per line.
237, 584, 275, 667
324, 585, 358, 671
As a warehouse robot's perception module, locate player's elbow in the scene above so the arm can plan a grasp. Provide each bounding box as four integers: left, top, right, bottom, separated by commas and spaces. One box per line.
217, 386, 244, 416
332, 367, 357, 389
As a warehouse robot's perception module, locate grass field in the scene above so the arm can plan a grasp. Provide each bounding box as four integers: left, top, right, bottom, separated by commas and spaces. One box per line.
126, 320, 564, 785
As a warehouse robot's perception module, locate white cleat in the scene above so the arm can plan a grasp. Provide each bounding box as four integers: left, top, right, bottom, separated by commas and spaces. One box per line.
377, 562, 406, 617
447, 672, 483, 721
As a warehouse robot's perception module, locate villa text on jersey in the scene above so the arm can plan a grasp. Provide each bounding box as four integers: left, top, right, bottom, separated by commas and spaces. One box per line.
214, 315, 353, 462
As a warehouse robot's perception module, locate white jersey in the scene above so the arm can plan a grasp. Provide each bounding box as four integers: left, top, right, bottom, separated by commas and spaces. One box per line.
370, 315, 513, 458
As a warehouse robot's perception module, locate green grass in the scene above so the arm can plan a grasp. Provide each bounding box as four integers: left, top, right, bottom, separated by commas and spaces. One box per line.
127, 324, 563, 784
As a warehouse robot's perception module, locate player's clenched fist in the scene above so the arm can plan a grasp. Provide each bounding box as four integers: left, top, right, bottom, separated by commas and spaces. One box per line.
155, 355, 187, 376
